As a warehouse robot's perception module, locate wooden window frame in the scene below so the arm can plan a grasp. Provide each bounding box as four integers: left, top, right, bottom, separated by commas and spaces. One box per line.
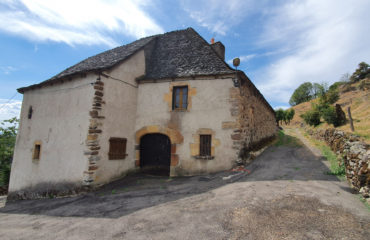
32, 142, 41, 160
108, 137, 128, 160
199, 135, 212, 157
172, 86, 188, 111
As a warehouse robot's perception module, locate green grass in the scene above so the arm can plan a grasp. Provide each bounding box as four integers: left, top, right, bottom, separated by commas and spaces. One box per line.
358, 195, 370, 211
304, 132, 346, 177
355, 131, 370, 141
274, 130, 302, 147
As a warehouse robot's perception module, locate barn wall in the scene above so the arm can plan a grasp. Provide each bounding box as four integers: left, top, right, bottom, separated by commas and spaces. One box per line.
90, 50, 145, 184
135, 77, 237, 176
229, 78, 277, 164
8, 76, 95, 194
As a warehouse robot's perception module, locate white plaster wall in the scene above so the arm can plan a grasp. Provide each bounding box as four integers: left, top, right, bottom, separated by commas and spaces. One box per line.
95, 50, 145, 184
9, 76, 95, 192
135, 78, 236, 175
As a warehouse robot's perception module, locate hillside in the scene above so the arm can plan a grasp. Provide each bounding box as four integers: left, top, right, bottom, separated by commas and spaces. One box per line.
288, 78, 370, 143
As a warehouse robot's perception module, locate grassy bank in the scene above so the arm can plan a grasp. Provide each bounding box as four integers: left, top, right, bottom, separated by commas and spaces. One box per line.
302, 131, 345, 177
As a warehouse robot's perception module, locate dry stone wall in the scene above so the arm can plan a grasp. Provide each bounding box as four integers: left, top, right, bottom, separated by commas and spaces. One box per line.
306, 128, 370, 199
228, 78, 277, 165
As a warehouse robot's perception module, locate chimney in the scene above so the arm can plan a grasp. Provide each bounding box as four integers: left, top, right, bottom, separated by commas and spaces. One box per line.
211, 41, 225, 60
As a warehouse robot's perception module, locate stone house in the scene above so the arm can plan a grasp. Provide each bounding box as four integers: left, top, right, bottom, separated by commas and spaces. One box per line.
8, 28, 276, 196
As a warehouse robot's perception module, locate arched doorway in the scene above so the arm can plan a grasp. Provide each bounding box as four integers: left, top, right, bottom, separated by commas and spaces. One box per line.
140, 133, 171, 175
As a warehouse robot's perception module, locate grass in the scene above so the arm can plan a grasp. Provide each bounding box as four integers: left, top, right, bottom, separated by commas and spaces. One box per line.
287, 80, 370, 144
358, 195, 370, 211
274, 130, 302, 147
303, 131, 346, 177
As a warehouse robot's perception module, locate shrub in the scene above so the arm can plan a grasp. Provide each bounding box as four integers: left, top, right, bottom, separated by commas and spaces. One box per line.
321, 106, 336, 126
320, 105, 346, 127
301, 109, 321, 126
0, 118, 19, 190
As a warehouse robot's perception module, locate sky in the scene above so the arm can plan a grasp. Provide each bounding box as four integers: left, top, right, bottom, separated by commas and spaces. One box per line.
0, 0, 370, 120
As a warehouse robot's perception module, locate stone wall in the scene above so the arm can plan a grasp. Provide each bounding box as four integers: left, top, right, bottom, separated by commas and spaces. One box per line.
306, 128, 370, 199
228, 74, 277, 165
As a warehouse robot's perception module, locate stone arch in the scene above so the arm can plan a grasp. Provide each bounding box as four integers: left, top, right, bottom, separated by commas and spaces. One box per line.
135, 125, 183, 176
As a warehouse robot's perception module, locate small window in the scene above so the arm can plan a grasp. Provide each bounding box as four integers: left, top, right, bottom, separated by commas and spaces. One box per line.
33, 143, 41, 160
28, 106, 33, 119
199, 135, 212, 156
172, 86, 188, 110
109, 138, 127, 160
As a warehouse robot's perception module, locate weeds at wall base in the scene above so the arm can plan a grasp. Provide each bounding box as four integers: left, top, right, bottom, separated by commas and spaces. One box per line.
301, 130, 345, 177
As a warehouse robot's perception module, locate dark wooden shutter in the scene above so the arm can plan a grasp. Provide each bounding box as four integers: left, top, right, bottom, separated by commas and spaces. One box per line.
199, 135, 211, 156
109, 138, 127, 160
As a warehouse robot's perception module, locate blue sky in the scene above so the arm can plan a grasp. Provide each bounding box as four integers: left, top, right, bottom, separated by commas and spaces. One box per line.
1, 0, 370, 120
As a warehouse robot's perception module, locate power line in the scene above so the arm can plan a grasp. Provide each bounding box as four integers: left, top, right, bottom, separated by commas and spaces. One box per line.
101, 73, 138, 88
0, 92, 18, 111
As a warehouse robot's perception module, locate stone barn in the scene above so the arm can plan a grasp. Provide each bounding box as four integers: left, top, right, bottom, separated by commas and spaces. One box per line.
8, 28, 276, 197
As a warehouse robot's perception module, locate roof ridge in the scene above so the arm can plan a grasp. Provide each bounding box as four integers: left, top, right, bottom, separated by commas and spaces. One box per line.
18, 27, 235, 93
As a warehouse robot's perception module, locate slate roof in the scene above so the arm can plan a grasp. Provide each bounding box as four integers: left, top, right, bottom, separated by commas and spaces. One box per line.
18, 28, 234, 93
145, 28, 234, 79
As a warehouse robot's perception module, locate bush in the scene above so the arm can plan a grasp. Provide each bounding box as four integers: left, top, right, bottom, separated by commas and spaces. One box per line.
328, 81, 345, 92
321, 106, 336, 126
320, 105, 346, 127
0, 118, 19, 190
326, 90, 339, 104
301, 109, 321, 126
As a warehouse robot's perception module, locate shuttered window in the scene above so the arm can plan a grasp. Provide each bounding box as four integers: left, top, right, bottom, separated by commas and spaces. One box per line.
199, 135, 211, 156
172, 86, 188, 110
109, 138, 127, 160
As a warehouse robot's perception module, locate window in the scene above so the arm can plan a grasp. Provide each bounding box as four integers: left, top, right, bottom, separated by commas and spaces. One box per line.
199, 135, 211, 156
109, 137, 127, 160
28, 106, 33, 119
172, 86, 188, 110
33, 143, 41, 160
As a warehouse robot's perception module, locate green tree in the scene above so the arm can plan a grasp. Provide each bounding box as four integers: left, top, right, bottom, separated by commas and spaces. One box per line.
350, 62, 370, 82
275, 108, 285, 126
0, 118, 18, 190
312, 83, 325, 99
289, 82, 313, 106
286, 109, 295, 124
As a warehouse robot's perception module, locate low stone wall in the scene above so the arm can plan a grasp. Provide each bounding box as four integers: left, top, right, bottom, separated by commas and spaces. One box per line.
306, 128, 369, 199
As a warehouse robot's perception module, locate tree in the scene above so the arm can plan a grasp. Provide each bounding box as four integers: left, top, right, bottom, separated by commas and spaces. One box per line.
286, 109, 295, 124
275, 109, 285, 126
312, 83, 325, 99
275, 108, 295, 125
350, 62, 370, 82
289, 82, 313, 106
0, 118, 18, 191
339, 73, 350, 83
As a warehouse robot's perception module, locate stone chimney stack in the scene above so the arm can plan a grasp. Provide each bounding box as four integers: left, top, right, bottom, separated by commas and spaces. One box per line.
211, 41, 225, 60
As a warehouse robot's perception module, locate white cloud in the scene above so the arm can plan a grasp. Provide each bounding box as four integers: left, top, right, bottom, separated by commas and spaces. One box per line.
255, 0, 370, 104
181, 0, 259, 35
227, 54, 256, 65
0, 66, 17, 75
0, 99, 21, 121
0, 0, 164, 47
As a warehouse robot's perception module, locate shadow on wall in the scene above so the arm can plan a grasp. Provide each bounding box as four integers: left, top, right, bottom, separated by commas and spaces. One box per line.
0, 138, 339, 219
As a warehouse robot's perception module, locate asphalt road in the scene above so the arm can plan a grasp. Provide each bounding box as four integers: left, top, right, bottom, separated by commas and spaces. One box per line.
0, 131, 369, 240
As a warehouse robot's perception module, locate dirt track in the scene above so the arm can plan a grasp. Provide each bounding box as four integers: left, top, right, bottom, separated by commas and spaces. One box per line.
0, 130, 369, 239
